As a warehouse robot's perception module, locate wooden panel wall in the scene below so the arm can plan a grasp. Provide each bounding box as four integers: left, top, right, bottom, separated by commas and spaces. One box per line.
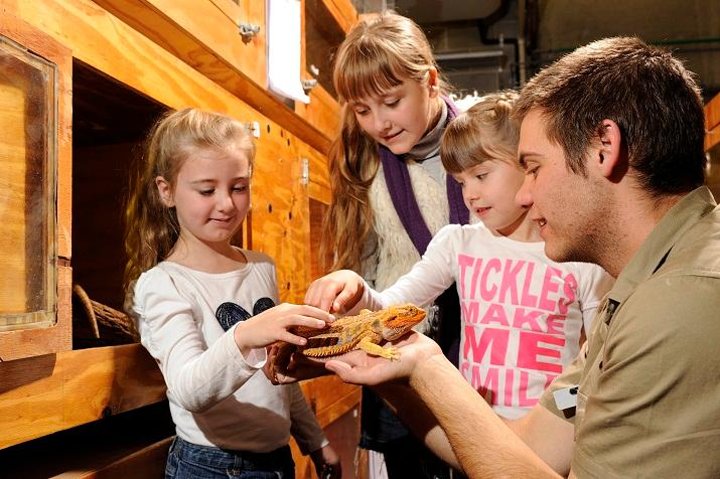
0, 0, 361, 476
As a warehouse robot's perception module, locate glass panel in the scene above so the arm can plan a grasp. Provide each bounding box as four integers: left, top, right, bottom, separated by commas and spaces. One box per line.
0, 36, 57, 331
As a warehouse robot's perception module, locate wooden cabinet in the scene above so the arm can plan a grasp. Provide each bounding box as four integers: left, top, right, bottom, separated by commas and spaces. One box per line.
0, 1, 361, 477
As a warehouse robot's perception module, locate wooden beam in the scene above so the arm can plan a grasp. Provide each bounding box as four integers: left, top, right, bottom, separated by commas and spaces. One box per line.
318, 0, 359, 33
0, 344, 166, 449
91, 0, 334, 155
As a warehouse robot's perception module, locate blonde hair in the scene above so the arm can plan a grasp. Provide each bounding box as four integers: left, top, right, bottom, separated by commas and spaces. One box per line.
123, 108, 255, 297
441, 90, 520, 174
324, 11, 448, 272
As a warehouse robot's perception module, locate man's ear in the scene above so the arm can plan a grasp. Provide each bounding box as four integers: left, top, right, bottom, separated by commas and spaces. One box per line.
427, 67, 439, 98
155, 176, 175, 207
594, 119, 625, 179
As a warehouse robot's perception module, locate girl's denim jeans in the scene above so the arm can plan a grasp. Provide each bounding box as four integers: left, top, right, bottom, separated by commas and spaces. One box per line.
166, 436, 295, 479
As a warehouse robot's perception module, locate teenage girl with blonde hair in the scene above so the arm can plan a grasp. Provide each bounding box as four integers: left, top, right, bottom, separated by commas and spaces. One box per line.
124, 108, 340, 479
321, 10, 468, 479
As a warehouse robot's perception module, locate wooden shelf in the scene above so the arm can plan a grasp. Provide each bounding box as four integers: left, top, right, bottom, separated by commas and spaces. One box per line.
0, 344, 166, 450
0, 401, 173, 478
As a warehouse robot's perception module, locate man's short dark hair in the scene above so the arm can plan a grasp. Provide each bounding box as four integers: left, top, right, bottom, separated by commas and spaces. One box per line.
515, 36, 706, 196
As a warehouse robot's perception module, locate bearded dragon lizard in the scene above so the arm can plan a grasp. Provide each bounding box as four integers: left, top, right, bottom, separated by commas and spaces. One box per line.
270, 303, 425, 380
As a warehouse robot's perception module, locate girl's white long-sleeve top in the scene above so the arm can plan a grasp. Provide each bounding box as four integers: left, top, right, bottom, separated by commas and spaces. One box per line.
355, 222, 614, 419
131, 250, 327, 453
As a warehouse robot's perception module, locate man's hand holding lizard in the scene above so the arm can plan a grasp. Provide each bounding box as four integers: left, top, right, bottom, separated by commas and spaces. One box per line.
324, 332, 443, 386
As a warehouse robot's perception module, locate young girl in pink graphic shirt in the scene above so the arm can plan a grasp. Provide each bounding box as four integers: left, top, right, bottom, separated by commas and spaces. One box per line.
304, 91, 614, 419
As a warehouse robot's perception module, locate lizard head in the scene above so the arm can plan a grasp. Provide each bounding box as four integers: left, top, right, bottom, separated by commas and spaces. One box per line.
380, 304, 426, 340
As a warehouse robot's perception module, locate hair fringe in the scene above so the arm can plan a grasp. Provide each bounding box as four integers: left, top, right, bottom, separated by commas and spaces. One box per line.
321, 11, 448, 274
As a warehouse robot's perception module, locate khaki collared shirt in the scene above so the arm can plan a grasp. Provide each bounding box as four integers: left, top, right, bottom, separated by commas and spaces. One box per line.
540, 187, 720, 478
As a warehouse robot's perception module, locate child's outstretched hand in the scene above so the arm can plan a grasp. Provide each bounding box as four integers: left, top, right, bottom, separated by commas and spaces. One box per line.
304, 269, 365, 314
233, 304, 333, 358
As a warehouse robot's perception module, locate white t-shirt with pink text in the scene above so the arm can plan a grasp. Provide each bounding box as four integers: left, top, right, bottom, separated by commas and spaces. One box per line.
360, 222, 614, 419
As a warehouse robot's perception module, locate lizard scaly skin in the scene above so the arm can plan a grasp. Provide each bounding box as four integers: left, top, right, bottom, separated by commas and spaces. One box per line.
271, 304, 426, 378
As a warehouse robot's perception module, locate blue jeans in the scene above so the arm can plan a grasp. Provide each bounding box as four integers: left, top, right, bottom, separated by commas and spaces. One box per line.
166, 436, 295, 479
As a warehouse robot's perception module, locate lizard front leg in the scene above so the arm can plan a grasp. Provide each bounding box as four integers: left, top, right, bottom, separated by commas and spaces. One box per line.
357, 335, 400, 360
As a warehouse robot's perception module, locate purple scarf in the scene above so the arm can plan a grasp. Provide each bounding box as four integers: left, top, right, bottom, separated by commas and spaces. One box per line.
379, 97, 469, 255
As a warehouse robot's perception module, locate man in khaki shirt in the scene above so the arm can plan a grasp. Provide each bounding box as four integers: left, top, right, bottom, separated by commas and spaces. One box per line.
314, 37, 720, 478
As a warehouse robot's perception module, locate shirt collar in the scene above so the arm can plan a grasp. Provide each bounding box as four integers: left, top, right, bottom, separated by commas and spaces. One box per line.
405, 100, 448, 163
606, 186, 717, 317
